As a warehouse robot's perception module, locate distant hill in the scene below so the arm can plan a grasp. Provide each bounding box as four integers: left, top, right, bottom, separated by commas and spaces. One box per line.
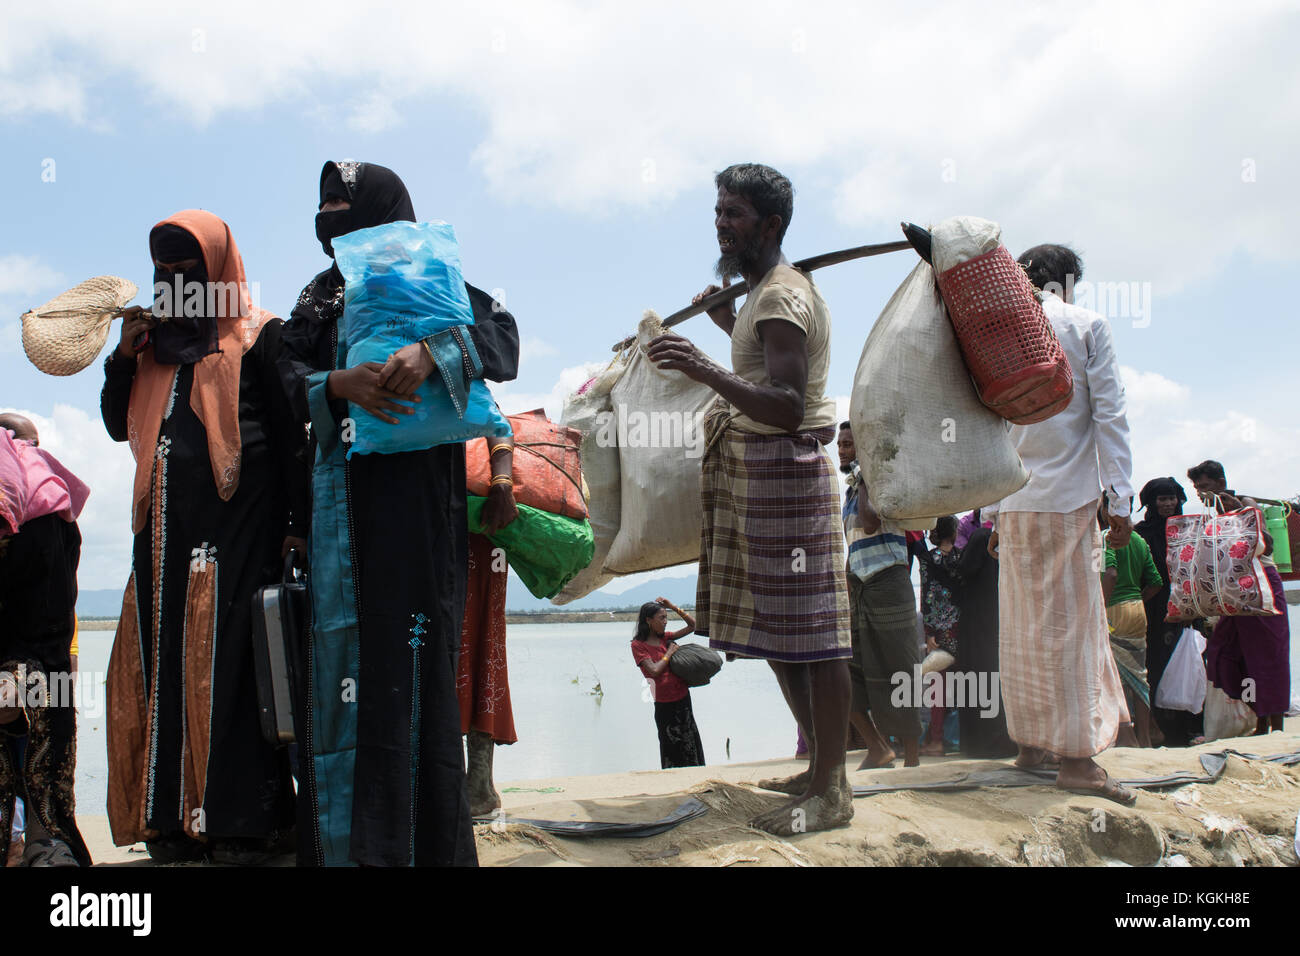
513, 574, 697, 612
76, 570, 699, 618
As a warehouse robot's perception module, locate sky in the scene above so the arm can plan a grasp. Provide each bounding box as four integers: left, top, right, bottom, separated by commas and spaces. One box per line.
2, 0, 1298, 593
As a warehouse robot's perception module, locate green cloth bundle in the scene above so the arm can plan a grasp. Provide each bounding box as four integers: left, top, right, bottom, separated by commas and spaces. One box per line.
467, 496, 595, 599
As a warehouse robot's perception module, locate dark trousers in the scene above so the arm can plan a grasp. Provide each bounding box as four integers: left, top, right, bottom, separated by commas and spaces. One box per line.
848, 565, 922, 741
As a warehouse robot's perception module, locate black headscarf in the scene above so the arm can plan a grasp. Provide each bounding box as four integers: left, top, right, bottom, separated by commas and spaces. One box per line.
149, 223, 220, 365
314, 161, 417, 258
1134, 476, 1188, 578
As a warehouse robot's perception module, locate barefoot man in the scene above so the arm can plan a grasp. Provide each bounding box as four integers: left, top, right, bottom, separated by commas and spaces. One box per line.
985, 243, 1138, 805
648, 164, 853, 834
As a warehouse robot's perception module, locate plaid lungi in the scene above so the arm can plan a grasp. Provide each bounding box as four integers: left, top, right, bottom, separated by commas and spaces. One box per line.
998, 501, 1129, 757
696, 418, 851, 664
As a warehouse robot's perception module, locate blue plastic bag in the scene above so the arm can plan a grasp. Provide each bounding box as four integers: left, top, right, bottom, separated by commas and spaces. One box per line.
332, 221, 511, 458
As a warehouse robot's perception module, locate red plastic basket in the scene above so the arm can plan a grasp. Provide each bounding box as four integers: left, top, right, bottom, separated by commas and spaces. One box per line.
936, 246, 1073, 425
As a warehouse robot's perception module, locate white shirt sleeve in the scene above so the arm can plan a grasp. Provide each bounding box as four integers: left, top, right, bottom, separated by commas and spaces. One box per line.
1086, 316, 1134, 516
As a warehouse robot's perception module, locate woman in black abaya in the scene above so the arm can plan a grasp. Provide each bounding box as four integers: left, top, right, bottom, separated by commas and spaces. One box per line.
1134, 477, 1202, 746
954, 518, 1016, 758
279, 161, 519, 866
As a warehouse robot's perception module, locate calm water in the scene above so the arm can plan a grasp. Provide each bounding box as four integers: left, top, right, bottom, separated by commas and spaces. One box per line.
71, 606, 1300, 817
70, 621, 799, 816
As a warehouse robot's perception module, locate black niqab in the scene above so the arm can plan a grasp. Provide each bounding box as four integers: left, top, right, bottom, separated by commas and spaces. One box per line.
314, 161, 417, 257
149, 223, 220, 365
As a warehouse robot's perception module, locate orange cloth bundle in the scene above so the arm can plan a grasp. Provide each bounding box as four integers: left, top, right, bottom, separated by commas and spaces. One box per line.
466, 408, 588, 520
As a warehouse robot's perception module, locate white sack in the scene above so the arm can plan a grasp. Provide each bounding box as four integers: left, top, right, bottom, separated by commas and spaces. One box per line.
930, 216, 1002, 274
604, 311, 717, 574
849, 262, 1028, 522
1202, 683, 1258, 741
551, 354, 626, 604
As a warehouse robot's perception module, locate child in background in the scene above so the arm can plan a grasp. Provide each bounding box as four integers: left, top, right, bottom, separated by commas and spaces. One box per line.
631, 599, 704, 769
919, 516, 963, 756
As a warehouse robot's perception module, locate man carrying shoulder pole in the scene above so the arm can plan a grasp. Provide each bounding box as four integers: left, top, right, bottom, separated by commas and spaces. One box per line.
648, 164, 852, 834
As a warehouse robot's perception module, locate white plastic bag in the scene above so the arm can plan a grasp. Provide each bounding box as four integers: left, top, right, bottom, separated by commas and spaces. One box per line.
849, 262, 1028, 522
1202, 683, 1257, 741
604, 312, 717, 574
1153, 628, 1207, 713
550, 354, 626, 604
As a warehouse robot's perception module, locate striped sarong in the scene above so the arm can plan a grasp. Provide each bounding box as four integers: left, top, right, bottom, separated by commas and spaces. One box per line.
696, 416, 851, 663
1106, 599, 1150, 706
998, 501, 1129, 757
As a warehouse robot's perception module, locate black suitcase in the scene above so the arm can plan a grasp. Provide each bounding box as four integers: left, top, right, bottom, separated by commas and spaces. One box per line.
250, 551, 308, 747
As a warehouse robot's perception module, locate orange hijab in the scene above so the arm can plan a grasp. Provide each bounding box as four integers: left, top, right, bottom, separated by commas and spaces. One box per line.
127, 210, 274, 533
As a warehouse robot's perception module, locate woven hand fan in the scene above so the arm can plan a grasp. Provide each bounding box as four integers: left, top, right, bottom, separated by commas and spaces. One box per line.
21, 276, 139, 376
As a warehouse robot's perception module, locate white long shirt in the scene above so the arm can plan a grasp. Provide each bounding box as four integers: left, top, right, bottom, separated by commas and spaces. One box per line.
986, 292, 1134, 519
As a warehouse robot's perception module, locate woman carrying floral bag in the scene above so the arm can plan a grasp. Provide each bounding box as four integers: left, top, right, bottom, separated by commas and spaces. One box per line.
1166, 492, 1290, 735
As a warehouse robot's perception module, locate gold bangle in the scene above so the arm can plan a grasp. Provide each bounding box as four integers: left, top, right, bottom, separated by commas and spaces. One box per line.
488, 443, 512, 457
490, 475, 514, 487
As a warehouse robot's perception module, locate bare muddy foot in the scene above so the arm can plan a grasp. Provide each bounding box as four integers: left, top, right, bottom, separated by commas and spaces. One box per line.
756, 768, 813, 795
1056, 767, 1137, 807
749, 778, 854, 835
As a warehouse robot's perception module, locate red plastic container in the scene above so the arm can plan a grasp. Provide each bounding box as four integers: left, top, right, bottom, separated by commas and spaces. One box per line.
936, 245, 1073, 425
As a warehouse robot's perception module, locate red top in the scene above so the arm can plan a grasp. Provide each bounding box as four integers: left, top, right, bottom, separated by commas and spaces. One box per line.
631, 640, 688, 703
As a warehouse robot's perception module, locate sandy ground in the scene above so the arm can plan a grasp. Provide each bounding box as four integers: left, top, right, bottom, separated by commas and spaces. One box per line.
73, 722, 1300, 867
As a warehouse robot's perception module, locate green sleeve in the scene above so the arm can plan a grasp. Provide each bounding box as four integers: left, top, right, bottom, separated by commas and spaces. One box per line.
1104, 547, 1117, 571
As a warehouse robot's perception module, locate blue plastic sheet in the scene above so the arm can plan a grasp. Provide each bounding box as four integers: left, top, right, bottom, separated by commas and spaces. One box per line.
333, 221, 510, 458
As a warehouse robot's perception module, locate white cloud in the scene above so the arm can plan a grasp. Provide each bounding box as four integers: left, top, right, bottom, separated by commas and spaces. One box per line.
346, 92, 402, 134
491, 360, 605, 421
1119, 365, 1190, 417
0, 254, 63, 298
0, 73, 85, 121
1, 2, 1295, 291
1120, 372, 1300, 508
518, 335, 558, 363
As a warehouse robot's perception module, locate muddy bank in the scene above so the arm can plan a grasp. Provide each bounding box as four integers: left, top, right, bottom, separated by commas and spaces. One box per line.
75, 724, 1298, 867
475, 729, 1300, 867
